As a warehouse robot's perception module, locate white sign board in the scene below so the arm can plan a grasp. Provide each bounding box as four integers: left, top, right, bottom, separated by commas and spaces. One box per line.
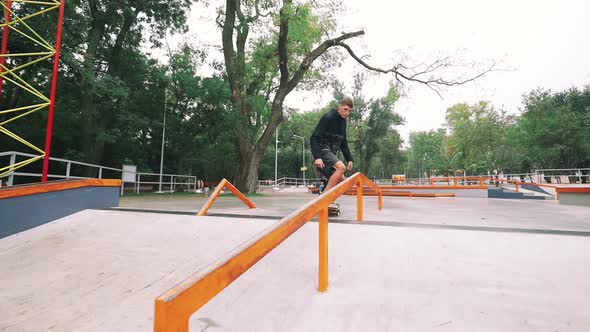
122, 164, 137, 183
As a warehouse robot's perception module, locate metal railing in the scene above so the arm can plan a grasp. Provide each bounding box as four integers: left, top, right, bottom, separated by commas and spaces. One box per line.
371, 168, 590, 186
154, 173, 382, 331
126, 172, 197, 195
534, 168, 590, 184
258, 176, 322, 191
0, 151, 197, 193
0, 151, 121, 186
197, 178, 256, 216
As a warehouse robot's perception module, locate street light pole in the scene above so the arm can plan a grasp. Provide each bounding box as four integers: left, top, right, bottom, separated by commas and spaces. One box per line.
274, 127, 279, 190
158, 89, 167, 193
293, 134, 305, 186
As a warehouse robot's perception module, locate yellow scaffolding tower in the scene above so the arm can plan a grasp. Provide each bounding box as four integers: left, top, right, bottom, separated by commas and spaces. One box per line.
0, 0, 64, 180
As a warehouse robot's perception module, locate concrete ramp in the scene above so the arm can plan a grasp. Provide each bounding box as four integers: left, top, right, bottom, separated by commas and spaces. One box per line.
190, 222, 590, 331
3, 195, 590, 331
0, 210, 276, 331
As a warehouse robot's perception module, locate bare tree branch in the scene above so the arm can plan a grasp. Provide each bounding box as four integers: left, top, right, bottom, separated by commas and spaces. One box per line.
235, 0, 247, 23
252, 0, 271, 20
336, 41, 496, 98
215, 8, 224, 28
222, 0, 238, 95
246, 48, 277, 96
235, 0, 249, 93
285, 30, 365, 93
277, 0, 292, 88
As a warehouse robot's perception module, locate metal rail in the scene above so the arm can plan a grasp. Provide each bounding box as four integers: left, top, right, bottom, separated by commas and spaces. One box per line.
153, 172, 382, 332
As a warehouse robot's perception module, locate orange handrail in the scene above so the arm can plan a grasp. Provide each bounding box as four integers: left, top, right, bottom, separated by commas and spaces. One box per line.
428, 176, 567, 194
197, 178, 256, 216
154, 172, 381, 332
377, 184, 487, 190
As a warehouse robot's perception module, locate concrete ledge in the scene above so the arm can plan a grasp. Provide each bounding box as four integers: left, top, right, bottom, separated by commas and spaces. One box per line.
559, 191, 590, 206
0, 179, 121, 238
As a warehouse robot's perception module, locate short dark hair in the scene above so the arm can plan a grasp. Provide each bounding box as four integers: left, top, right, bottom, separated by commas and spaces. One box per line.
339, 97, 353, 109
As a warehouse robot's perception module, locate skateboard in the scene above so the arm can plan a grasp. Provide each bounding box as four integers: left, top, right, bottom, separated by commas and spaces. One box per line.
328, 203, 340, 216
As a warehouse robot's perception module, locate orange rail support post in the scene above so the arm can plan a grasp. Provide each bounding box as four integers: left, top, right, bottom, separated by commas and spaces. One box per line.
197, 178, 256, 216
356, 180, 363, 221
318, 207, 328, 292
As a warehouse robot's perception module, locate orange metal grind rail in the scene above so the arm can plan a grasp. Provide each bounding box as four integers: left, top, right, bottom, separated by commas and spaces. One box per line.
197, 178, 256, 216
154, 172, 382, 332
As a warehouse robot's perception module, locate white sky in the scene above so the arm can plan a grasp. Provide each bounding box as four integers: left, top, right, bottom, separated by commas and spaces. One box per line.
181, 0, 590, 144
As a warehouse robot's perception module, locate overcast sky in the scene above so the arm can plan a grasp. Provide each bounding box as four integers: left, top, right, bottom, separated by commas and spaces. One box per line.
183, 0, 590, 144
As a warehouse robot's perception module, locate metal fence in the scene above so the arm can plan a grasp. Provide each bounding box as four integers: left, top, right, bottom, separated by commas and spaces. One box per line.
258, 177, 322, 191
371, 168, 590, 186
0, 151, 197, 194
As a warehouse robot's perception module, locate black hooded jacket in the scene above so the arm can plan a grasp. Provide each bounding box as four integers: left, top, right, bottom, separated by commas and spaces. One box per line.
309, 109, 353, 162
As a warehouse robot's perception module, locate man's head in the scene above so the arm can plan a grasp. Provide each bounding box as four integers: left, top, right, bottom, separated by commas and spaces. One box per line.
337, 97, 353, 119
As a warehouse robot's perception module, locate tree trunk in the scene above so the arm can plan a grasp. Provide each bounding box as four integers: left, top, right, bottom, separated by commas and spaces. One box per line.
235, 149, 263, 194
82, 108, 106, 177
80, 7, 105, 173
233, 105, 282, 193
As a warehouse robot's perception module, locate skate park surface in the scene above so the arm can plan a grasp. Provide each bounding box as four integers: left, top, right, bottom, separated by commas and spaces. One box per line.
2, 192, 590, 331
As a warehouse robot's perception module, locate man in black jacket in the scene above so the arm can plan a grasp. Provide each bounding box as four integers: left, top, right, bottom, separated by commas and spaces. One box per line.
310, 97, 354, 194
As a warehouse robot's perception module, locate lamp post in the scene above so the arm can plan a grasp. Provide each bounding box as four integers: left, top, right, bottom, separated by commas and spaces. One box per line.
157, 89, 167, 193
293, 134, 306, 186
274, 127, 279, 191
421, 153, 427, 185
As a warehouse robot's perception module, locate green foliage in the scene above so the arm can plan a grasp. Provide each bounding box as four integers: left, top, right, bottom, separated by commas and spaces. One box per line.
515, 87, 590, 169
404, 86, 590, 177
3, 0, 588, 186
444, 101, 513, 173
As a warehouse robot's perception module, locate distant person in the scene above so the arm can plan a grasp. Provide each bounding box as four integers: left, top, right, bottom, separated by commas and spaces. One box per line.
310, 97, 354, 198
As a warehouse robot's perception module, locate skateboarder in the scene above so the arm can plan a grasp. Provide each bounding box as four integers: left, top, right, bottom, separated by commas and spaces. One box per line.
310, 97, 355, 215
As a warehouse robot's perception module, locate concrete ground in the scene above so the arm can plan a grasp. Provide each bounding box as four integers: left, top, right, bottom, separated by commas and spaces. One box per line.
192, 221, 590, 332
1, 192, 590, 331
119, 192, 590, 232
0, 210, 277, 331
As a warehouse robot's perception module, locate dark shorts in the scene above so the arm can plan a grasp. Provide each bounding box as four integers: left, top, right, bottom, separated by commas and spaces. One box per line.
318, 149, 340, 179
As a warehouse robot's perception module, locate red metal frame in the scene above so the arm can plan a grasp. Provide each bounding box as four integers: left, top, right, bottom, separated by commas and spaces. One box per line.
0, 0, 13, 102
41, 0, 66, 182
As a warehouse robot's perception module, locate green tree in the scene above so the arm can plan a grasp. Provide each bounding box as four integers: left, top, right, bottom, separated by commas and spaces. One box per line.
445, 101, 513, 174
516, 87, 590, 169
73, 0, 192, 172
218, 0, 493, 192
406, 130, 446, 179
164, 45, 231, 174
